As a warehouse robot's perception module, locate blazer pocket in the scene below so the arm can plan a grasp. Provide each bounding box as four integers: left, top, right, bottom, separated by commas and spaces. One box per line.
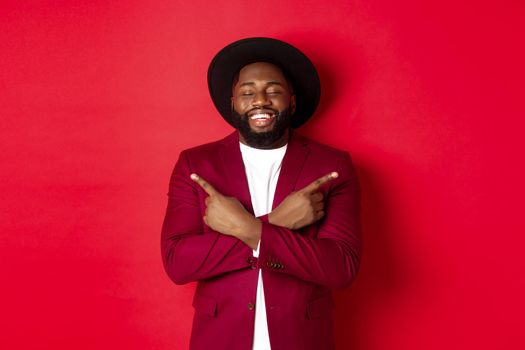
192, 294, 217, 318
306, 294, 334, 320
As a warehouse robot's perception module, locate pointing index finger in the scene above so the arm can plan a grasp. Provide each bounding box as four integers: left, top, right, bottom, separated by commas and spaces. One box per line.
301, 172, 339, 193
190, 173, 218, 196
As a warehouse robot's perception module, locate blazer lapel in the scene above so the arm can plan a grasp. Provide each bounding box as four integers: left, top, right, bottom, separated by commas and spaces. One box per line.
272, 132, 310, 210
218, 132, 254, 214
218, 131, 310, 214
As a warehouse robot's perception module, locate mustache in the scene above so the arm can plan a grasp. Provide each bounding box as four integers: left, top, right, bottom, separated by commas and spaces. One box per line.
244, 107, 279, 117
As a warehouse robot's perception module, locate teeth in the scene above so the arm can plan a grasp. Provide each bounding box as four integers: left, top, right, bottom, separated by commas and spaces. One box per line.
250, 113, 272, 120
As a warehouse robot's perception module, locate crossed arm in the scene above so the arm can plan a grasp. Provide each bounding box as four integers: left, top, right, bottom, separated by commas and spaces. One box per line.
161, 151, 361, 288
189, 172, 338, 250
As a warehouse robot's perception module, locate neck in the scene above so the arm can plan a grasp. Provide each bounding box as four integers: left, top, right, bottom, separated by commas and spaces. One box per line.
238, 129, 290, 149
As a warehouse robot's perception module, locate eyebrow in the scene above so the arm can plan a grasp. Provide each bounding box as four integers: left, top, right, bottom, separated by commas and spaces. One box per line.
239, 80, 284, 87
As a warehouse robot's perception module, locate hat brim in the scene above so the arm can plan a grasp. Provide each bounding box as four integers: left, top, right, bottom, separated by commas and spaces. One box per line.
207, 37, 320, 129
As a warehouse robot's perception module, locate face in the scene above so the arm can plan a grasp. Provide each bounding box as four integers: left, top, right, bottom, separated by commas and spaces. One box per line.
231, 62, 296, 149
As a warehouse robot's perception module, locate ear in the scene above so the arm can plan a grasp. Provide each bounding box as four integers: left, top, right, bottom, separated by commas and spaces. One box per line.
290, 94, 297, 115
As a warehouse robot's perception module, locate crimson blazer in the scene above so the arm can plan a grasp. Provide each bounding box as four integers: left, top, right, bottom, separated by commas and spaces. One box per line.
161, 131, 361, 350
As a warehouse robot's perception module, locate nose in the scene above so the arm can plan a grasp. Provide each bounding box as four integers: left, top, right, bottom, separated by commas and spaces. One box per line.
251, 91, 271, 108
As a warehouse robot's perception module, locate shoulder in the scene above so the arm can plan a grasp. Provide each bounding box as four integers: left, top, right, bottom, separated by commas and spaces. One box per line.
179, 132, 237, 159
293, 133, 351, 162
291, 133, 359, 191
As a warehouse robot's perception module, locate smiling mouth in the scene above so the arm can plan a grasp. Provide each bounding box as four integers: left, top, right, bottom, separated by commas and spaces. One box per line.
247, 111, 276, 129
250, 113, 274, 120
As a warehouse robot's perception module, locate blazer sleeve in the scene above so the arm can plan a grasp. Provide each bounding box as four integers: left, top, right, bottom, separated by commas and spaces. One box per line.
161, 150, 252, 285
258, 152, 362, 289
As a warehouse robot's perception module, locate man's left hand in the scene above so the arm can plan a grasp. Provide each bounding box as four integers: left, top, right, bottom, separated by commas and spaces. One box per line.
191, 173, 261, 250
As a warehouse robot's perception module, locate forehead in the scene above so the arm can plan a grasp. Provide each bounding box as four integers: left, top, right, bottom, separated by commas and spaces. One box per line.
236, 62, 288, 85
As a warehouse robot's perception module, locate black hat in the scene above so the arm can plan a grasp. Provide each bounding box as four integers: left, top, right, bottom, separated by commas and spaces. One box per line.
207, 37, 320, 129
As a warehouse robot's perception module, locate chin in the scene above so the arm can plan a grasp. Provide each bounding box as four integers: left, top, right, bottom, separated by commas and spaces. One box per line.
233, 108, 292, 148
250, 125, 275, 133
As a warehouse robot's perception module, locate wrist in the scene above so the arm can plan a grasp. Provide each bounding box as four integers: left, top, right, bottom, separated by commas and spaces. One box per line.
268, 211, 279, 226
268, 210, 293, 229
237, 217, 262, 250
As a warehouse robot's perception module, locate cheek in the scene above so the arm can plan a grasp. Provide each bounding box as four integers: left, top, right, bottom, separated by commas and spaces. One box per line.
274, 98, 291, 110
233, 98, 249, 113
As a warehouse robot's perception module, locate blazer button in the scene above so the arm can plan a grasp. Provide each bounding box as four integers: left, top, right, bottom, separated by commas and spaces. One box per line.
247, 257, 257, 269
247, 302, 255, 311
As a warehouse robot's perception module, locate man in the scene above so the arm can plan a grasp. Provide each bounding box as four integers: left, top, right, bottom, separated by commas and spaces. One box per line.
161, 37, 361, 350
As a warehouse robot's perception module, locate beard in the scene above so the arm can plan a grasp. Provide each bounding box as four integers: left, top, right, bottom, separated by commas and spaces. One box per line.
233, 108, 293, 149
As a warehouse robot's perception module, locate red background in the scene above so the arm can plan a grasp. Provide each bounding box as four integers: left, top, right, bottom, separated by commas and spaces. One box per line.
2, 1, 524, 349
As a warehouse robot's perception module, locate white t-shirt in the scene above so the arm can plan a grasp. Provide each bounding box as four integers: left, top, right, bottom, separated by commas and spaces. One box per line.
240, 142, 287, 350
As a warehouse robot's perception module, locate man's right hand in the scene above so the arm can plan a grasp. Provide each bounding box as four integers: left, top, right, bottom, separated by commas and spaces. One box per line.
268, 172, 338, 230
